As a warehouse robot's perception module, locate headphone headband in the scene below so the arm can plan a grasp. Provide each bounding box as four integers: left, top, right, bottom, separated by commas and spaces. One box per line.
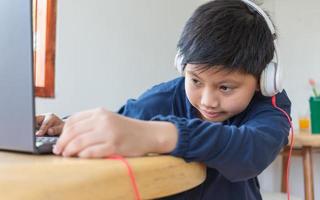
241, 0, 275, 35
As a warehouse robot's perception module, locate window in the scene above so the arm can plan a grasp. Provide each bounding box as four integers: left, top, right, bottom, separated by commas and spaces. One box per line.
33, 0, 57, 97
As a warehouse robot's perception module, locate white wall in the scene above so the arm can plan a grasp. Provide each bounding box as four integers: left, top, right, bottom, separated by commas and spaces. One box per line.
36, 0, 320, 199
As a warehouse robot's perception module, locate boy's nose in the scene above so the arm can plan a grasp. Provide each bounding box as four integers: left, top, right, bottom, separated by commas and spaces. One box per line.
200, 89, 219, 108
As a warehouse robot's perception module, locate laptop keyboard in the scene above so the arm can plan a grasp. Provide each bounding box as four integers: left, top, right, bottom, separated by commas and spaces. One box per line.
36, 136, 58, 147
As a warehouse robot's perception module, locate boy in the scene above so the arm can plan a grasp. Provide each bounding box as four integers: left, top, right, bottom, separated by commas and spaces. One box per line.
36, 0, 291, 199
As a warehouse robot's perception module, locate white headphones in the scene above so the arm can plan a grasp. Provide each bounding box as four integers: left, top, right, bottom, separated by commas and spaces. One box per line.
174, 0, 283, 97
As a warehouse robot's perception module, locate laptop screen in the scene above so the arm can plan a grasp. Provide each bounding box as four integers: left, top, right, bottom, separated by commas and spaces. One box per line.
0, 0, 36, 152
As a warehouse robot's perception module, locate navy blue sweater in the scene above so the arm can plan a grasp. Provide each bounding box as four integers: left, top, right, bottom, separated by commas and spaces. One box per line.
118, 77, 291, 200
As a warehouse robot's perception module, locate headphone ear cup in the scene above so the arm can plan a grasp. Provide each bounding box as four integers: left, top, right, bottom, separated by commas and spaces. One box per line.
174, 51, 185, 74
260, 62, 279, 96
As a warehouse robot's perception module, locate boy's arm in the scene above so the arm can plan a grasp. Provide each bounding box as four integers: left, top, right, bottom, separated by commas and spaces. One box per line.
151, 106, 290, 182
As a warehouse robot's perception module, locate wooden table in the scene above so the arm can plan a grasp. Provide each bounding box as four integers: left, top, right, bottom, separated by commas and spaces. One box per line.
0, 152, 206, 200
282, 132, 320, 200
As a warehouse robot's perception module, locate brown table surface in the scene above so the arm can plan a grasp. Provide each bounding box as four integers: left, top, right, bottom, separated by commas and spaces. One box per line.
0, 152, 206, 200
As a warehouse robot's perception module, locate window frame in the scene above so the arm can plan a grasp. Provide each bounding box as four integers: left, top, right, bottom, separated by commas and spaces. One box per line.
33, 0, 57, 98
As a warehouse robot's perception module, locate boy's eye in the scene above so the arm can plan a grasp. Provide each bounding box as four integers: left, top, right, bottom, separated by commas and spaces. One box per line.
220, 85, 232, 92
191, 78, 201, 86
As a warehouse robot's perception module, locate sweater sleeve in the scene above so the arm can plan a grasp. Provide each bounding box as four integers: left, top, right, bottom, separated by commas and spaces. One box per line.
117, 80, 178, 120
151, 101, 290, 182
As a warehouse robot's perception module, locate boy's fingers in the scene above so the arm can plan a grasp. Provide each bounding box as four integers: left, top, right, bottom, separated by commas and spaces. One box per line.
77, 143, 111, 158
36, 124, 51, 136
47, 124, 64, 136
36, 114, 54, 136
60, 132, 102, 157
35, 115, 45, 128
54, 119, 93, 155
36, 115, 45, 123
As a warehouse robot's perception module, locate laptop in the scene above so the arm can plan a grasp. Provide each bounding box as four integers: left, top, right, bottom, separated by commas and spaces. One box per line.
0, 0, 57, 154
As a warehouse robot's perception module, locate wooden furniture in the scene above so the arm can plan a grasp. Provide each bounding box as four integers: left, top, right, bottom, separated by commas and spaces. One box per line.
281, 132, 320, 200
0, 152, 206, 200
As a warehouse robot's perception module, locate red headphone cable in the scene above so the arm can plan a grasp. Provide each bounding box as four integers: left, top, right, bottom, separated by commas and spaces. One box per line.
108, 155, 141, 200
272, 96, 295, 200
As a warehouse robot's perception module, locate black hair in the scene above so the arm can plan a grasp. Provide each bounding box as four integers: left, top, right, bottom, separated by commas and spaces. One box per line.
177, 0, 276, 79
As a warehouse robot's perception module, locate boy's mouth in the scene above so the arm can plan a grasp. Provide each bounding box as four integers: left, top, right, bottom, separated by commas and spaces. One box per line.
200, 109, 223, 119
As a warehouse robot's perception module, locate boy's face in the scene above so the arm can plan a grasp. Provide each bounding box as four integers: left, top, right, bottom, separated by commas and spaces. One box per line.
184, 64, 259, 122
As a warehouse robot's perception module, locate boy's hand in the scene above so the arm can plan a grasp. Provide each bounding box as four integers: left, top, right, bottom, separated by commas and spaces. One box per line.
53, 108, 177, 158
36, 113, 65, 136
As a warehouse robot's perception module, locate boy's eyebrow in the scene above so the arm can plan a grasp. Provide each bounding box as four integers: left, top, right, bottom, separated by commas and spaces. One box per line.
187, 71, 203, 80
217, 79, 242, 85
